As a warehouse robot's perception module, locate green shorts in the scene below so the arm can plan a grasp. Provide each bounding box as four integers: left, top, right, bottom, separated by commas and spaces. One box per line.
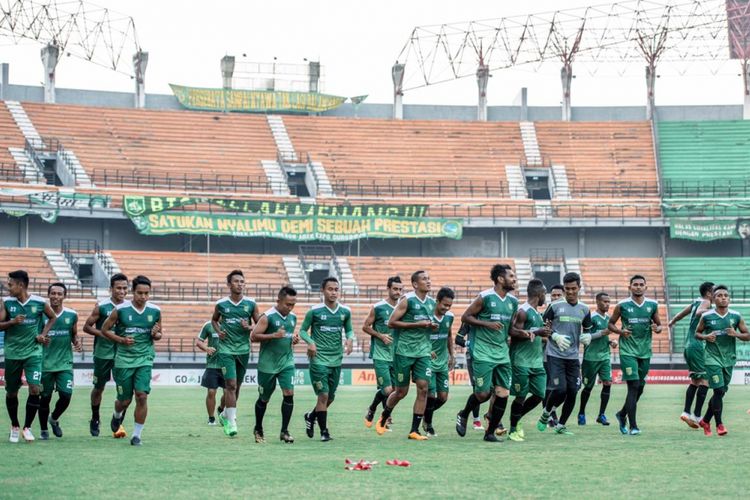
581, 359, 612, 388
373, 359, 393, 391
511, 366, 546, 398
471, 360, 512, 394
428, 370, 450, 395
309, 364, 341, 398
114, 365, 152, 401
620, 355, 650, 382
41, 370, 74, 398
218, 353, 249, 382
258, 366, 295, 401
706, 365, 732, 390
393, 354, 431, 387
684, 346, 707, 380
92, 357, 115, 389
4, 356, 43, 393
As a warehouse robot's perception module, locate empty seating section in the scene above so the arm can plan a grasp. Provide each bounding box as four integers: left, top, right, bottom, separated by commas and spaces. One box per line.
0, 102, 26, 176
0, 247, 58, 285
21, 102, 277, 190
579, 258, 665, 300
534, 122, 658, 197
283, 116, 525, 197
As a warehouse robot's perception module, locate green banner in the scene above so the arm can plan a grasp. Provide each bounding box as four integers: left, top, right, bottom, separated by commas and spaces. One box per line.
669, 218, 747, 241
129, 211, 462, 241
170, 84, 346, 113
123, 195, 427, 218
0, 188, 110, 223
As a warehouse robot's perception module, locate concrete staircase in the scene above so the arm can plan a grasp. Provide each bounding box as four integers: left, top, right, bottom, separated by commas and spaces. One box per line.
5, 101, 43, 144
550, 164, 571, 200
260, 160, 292, 196
58, 149, 94, 187
309, 161, 334, 197
514, 258, 532, 291
505, 165, 527, 199
44, 249, 81, 290
266, 115, 296, 160
8, 148, 45, 184
334, 257, 359, 296
282, 256, 309, 292
566, 258, 582, 293
519, 121, 542, 166
534, 200, 552, 219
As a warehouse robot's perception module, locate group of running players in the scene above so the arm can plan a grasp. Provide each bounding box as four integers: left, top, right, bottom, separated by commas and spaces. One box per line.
1, 263, 748, 446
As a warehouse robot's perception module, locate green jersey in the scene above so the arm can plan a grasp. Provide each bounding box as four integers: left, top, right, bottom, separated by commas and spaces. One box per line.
113, 301, 161, 369
257, 307, 298, 373
215, 296, 256, 355
510, 302, 544, 369
701, 309, 743, 368
300, 303, 354, 367
470, 288, 518, 364
42, 307, 77, 372
2, 294, 46, 360
93, 298, 118, 360
684, 299, 707, 350
584, 312, 611, 362
617, 297, 659, 358
369, 300, 395, 362
393, 292, 437, 358
198, 321, 221, 369
430, 311, 454, 371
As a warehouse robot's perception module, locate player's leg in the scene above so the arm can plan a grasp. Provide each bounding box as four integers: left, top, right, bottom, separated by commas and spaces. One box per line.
47, 371, 73, 438
22, 356, 43, 441
407, 357, 430, 439
205, 388, 217, 424
693, 381, 709, 423
596, 360, 613, 425
509, 366, 529, 441
689, 347, 709, 423
713, 368, 732, 435
305, 363, 329, 439
456, 360, 492, 437
376, 355, 411, 434
234, 354, 249, 402
617, 355, 639, 434
91, 357, 114, 436
466, 354, 482, 429
555, 359, 580, 431
366, 360, 392, 427
484, 365, 511, 442
278, 366, 295, 442
201, 368, 219, 424
425, 371, 449, 435
682, 347, 701, 426
130, 365, 152, 446
538, 357, 566, 432
5, 359, 24, 442
578, 360, 598, 424
38, 371, 54, 439
423, 371, 438, 432
254, 371, 277, 442
218, 354, 239, 435
317, 366, 340, 440
112, 367, 133, 439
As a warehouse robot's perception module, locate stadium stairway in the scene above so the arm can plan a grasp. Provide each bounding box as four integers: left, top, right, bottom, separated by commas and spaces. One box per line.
519, 121, 542, 166
281, 256, 309, 292
43, 249, 82, 290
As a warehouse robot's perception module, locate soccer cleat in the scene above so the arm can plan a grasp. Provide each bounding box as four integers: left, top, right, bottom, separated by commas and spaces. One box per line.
596, 414, 610, 426
9, 426, 20, 443
114, 425, 127, 439
22, 427, 35, 442
110, 415, 120, 433
483, 413, 491, 432
304, 412, 315, 439
207, 417, 217, 426
422, 425, 436, 437
508, 430, 525, 442
578, 413, 586, 426
615, 411, 628, 435
89, 420, 100, 437
130, 436, 142, 446
375, 417, 388, 436
408, 431, 428, 441
628, 427, 641, 436
483, 432, 501, 443
226, 421, 238, 437
49, 418, 63, 438
455, 412, 468, 437
364, 407, 375, 428
472, 419, 484, 431
680, 412, 699, 429
495, 423, 507, 437
537, 412, 550, 432
716, 424, 727, 436
517, 423, 525, 439
386, 416, 393, 431
320, 431, 333, 442
218, 412, 228, 428
254, 429, 265, 443
279, 431, 294, 444
554, 424, 574, 436
40, 430, 49, 440
698, 419, 712, 436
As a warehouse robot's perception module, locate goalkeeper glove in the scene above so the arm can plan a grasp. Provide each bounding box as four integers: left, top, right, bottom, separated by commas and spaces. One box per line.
580, 333, 592, 346
551, 333, 572, 350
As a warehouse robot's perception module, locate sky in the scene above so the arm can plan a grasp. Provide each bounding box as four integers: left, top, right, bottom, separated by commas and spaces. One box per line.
0, 0, 744, 107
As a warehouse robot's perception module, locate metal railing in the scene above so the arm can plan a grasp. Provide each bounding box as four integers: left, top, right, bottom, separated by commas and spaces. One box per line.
664, 178, 750, 199
570, 180, 659, 198
278, 150, 310, 166
668, 285, 750, 302
330, 178, 515, 198
529, 248, 565, 264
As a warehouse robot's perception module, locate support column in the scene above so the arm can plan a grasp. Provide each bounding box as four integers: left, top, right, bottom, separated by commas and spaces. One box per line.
743, 59, 750, 120
0, 63, 8, 100
308, 61, 321, 93
133, 50, 149, 109
476, 63, 489, 121
221, 55, 235, 89
560, 62, 572, 121
392, 63, 405, 120
40, 44, 59, 104
646, 63, 657, 121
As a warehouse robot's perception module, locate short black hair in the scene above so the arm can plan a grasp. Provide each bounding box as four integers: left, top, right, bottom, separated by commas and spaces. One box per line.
226, 269, 244, 284
630, 274, 646, 284
713, 284, 729, 294
527, 279, 546, 298
595, 292, 610, 301
8, 270, 29, 288
550, 284, 564, 293
132, 275, 152, 290
321, 277, 339, 289
437, 287, 455, 302
563, 272, 581, 286
387, 276, 402, 288
411, 270, 426, 285
490, 264, 512, 284
278, 285, 297, 299
699, 281, 715, 297
47, 282, 67, 295
110, 273, 128, 288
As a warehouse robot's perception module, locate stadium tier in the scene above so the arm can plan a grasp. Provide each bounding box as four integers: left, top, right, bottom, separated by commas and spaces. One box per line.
0, 247, 59, 285
579, 258, 665, 300
0, 103, 26, 176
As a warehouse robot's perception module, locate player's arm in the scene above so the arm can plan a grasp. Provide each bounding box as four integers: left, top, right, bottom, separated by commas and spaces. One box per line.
195, 332, 212, 353
211, 305, 225, 340
650, 306, 663, 334
461, 295, 501, 331
242, 306, 261, 333
668, 304, 693, 328
70, 316, 82, 352
298, 309, 317, 358
607, 305, 628, 336
37, 303, 57, 344
151, 318, 163, 341
590, 323, 610, 340
0, 302, 23, 330
510, 308, 531, 339
695, 299, 711, 316
695, 317, 715, 342
388, 297, 422, 330
83, 303, 102, 337
728, 318, 750, 341
343, 312, 354, 356
251, 315, 284, 342
100, 308, 133, 346
363, 307, 389, 343
579, 311, 594, 346
447, 319, 456, 369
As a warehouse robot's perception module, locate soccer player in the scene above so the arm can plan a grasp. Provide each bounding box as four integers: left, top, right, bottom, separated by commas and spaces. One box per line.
251, 286, 299, 444
543, 283, 565, 427
38, 283, 81, 439
300, 277, 353, 441
363, 276, 403, 429
195, 320, 224, 426
456, 322, 484, 430
422, 287, 455, 437
669, 281, 713, 429
508, 279, 551, 442
536, 272, 592, 436
577, 292, 616, 426
0, 270, 57, 443
695, 286, 750, 436
83, 272, 128, 437
100, 275, 162, 446
375, 270, 436, 440
608, 275, 662, 436
455, 264, 518, 443
211, 269, 258, 437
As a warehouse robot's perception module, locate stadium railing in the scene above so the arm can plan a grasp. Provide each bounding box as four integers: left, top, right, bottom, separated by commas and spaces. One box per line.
330, 178, 514, 197
663, 179, 750, 199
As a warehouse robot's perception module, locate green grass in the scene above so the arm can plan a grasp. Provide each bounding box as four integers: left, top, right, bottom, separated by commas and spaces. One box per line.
1, 385, 749, 499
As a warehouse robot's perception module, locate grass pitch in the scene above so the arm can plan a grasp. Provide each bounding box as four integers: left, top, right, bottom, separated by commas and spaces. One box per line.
1, 385, 749, 499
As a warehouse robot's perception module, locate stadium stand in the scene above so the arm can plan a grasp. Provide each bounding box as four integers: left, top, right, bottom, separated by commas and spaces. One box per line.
0, 247, 59, 284
0, 102, 26, 177
579, 258, 665, 300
